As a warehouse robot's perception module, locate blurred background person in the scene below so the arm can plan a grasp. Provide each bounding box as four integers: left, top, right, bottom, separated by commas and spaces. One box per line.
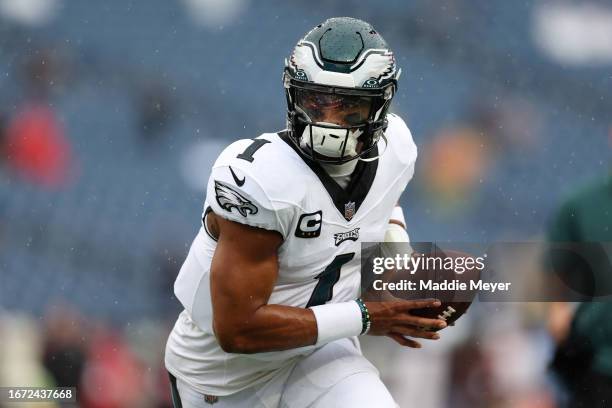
547, 166, 612, 407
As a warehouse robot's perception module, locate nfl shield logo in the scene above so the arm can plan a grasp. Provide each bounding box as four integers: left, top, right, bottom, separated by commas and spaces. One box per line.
344, 201, 356, 221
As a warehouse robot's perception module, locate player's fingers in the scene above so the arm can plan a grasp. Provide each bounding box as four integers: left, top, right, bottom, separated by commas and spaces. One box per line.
387, 333, 421, 348
391, 326, 441, 340
395, 299, 441, 311
398, 315, 447, 330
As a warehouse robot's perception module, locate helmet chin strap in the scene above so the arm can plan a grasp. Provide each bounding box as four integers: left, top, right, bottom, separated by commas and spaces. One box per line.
300, 122, 361, 160
358, 133, 387, 162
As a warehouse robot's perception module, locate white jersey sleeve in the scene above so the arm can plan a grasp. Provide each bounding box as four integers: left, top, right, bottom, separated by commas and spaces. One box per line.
206, 137, 297, 239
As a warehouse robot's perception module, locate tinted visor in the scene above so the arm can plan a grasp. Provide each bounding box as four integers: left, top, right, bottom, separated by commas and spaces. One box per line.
295, 89, 373, 127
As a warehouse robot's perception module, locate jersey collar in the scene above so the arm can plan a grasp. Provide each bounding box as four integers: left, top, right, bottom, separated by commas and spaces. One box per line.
279, 131, 378, 222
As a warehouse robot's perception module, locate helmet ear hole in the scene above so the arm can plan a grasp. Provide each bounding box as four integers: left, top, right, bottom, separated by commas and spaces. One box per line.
384, 86, 393, 100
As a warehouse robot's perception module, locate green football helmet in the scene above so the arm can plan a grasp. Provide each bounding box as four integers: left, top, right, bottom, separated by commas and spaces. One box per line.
283, 17, 400, 164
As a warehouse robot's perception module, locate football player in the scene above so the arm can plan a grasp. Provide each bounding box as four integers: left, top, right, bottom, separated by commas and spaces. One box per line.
165, 17, 447, 408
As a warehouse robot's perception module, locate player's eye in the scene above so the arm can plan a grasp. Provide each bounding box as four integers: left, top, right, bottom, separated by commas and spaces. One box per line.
344, 112, 364, 125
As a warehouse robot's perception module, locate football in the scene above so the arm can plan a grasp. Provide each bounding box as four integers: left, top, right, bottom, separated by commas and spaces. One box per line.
388, 247, 482, 330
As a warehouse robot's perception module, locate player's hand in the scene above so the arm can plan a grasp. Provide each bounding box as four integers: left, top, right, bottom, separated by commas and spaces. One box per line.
365, 299, 446, 348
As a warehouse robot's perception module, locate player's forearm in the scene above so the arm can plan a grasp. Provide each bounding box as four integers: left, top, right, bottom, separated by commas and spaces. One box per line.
214, 305, 317, 354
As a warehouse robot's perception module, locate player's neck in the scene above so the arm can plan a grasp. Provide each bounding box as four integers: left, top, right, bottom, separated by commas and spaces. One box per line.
320, 160, 357, 178
320, 160, 358, 189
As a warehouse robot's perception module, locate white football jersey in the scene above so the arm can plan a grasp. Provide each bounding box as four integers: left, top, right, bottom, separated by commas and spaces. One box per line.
165, 113, 417, 396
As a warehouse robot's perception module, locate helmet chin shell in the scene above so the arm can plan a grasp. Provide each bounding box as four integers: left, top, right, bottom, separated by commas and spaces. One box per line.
283, 17, 399, 165
300, 122, 362, 161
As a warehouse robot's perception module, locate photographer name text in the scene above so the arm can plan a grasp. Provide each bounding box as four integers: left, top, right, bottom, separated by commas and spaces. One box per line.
372, 279, 511, 293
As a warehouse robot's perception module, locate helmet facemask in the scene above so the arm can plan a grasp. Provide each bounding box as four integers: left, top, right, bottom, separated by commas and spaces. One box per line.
285, 73, 394, 164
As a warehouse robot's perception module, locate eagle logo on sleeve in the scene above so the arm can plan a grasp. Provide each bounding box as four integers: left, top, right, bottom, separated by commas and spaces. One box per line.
214, 180, 259, 217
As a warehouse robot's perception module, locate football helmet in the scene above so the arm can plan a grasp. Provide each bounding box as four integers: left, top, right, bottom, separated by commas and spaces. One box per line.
284, 17, 400, 164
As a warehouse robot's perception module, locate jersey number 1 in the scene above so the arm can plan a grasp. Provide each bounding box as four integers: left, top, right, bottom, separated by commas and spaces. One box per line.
306, 253, 355, 308
237, 139, 270, 162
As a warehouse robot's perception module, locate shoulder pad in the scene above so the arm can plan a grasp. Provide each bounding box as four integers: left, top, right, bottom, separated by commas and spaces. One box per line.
213, 133, 310, 205
385, 113, 418, 166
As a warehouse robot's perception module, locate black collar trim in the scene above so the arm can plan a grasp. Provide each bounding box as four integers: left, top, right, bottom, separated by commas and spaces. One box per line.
278, 131, 378, 221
